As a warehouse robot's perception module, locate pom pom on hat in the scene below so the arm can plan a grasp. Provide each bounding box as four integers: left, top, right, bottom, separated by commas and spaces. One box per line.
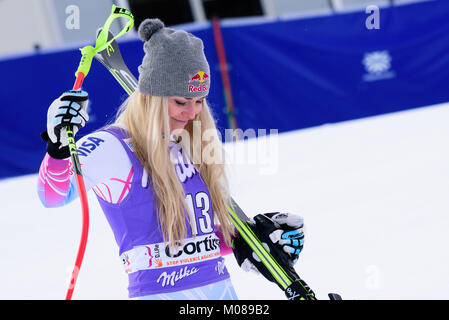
138, 18, 165, 41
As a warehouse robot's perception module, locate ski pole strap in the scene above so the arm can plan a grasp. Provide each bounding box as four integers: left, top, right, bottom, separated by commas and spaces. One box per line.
75, 4, 134, 78
95, 5, 134, 53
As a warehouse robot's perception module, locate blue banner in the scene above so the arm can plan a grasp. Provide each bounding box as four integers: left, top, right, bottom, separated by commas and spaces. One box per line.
1, 0, 448, 178
221, 0, 449, 132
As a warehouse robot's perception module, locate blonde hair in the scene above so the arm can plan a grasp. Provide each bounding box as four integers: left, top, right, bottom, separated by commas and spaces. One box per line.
112, 91, 235, 249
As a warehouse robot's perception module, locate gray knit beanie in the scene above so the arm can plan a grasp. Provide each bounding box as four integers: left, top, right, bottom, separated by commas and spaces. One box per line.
137, 19, 210, 98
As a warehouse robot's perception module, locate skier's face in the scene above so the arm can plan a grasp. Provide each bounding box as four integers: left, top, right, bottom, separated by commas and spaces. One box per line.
168, 96, 204, 134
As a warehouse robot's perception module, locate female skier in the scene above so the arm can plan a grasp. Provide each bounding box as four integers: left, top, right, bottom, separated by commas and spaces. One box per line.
38, 19, 305, 300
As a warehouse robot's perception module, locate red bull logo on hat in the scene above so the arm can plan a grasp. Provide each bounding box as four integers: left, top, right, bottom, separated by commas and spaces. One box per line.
189, 71, 209, 83
188, 71, 209, 93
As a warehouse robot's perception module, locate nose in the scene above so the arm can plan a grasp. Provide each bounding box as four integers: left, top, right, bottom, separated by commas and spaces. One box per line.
184, 104, 197, 120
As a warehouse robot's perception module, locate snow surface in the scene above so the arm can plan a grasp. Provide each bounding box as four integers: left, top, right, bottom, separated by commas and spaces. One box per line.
1, 102, 449, 300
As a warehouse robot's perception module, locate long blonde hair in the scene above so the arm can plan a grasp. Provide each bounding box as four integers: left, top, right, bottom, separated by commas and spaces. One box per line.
112, 91, 235, 248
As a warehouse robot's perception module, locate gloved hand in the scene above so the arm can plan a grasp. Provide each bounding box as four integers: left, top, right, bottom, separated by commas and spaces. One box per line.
262, 212, 304, 266
232, 212, 316, 300
232, 212, 304, 276
42, 90, 89, 159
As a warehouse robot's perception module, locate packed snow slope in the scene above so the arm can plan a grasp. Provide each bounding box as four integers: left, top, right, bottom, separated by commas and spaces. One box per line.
1, 102, 449, 299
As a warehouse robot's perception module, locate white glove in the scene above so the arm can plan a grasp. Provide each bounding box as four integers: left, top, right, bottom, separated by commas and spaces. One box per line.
47, 90, 89, 147
265, 213, 305, 266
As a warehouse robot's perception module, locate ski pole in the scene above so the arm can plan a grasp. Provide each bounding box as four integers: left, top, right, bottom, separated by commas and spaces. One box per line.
64, 5, 134, 300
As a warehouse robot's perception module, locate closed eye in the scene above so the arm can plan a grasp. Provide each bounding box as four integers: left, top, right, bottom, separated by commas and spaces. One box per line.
175, 100, 204, 106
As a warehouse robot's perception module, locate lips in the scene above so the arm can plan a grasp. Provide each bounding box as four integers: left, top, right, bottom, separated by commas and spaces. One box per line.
173, 118, 188, 125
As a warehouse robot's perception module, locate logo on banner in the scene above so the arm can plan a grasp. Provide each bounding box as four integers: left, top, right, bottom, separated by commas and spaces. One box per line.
362, 50, 395, 82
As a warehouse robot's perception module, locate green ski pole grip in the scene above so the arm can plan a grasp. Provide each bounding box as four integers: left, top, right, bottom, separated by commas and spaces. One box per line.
75, 45, 96, 78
